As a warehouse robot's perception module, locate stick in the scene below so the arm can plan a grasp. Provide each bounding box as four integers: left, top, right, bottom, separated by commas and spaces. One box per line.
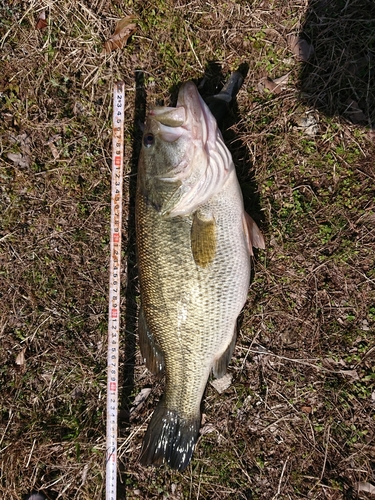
106, 81, 125, 500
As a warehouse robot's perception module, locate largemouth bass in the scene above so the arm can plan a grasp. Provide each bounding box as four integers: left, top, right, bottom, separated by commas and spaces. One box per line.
136, 80, 264, 471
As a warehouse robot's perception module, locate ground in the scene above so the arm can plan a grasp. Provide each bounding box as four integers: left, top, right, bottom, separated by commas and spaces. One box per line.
1, 1, 375, 499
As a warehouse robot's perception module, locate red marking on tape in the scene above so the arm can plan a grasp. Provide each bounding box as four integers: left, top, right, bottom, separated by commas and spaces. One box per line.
113, 233, 119, 243
110, 382, 116, 391
111, 309, 118, 318
114, 156, 121, 166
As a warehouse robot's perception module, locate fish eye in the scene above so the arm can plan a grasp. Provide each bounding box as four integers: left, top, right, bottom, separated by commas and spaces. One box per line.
143, 133, 155, 148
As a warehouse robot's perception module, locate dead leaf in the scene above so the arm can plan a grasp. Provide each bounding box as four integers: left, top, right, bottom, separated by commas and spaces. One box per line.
8, 133, 32, 167
130, 387, 151, 417
323, 357, 346, 368
257, 73, 290, 95
210, 372, 232, 394
15, 348, 26, 366
338, 369, 360, 380
103, 16, 137, 54
7, 152, 31, 168
10, 133, 32, 151
288, 34, 314, 62
49, 143, 59, 159
36, 10, 47, 30
293, 110, 319, 136
273, 73, 290, 86
46, 135, 61, 159
258, 76, 279, 94
356, 481, 375, 494
361, 319, 370, 331
321, 358, 360, 379
199, 423, 217, 436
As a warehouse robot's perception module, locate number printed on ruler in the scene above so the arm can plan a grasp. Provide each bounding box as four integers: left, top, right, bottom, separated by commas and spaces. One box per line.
111, 83, 124, 342
106, 80, 125, 500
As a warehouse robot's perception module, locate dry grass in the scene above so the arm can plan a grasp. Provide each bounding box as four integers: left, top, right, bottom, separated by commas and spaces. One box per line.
1, 0, 375, 499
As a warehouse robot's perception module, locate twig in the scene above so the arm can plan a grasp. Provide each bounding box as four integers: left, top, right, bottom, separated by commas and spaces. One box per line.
272, 456, 289, 499
319, 425, 331, 481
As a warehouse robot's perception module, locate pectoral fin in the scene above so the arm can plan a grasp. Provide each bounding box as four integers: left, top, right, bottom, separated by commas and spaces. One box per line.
242, 212, 265, 256
138, 306, 164, 375
191, 211, 217, 268
212, 325, 237, 379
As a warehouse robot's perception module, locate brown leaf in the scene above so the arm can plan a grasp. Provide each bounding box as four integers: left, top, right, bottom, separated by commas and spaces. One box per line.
46, 135, 61, 159
258, 73, 290, 95
15, 348, 26, 366
288, 34, 314, 62
356, 481, 375, 494
36, 10, 47, 30
7, 152, 31, 168
210, 373, 232, 394
338, 369, 360, 380
103, 16, 137, 54
273, 73, 290, 87
199, 423, 217, 436
129, 387, 151, 417
258, 76, 279, 94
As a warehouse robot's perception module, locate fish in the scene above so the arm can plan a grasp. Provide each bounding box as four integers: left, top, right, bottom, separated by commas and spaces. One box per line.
135, 78, 265, 471
203, 70, 245, 129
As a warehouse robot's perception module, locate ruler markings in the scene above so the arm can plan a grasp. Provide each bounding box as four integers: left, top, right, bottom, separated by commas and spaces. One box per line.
106, 80, 125, 500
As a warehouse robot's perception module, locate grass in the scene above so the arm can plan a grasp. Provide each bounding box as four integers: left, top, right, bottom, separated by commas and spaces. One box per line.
1, 0, 375, 499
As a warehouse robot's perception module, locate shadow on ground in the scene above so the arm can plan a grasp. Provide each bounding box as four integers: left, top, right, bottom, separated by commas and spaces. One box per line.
117, 70, 146, 499
198, 61, 264, 228
299, 0, 375, 128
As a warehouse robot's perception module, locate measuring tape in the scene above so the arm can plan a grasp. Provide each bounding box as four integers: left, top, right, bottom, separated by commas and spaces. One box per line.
106, 81, 125, 500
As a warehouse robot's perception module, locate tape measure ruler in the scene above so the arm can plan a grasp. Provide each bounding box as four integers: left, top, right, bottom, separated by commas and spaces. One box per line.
106, 81, 125, 500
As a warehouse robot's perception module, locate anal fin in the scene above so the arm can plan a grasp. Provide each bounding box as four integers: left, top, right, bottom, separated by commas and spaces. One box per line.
212, 325, 237, 379
138, 306, 164, 375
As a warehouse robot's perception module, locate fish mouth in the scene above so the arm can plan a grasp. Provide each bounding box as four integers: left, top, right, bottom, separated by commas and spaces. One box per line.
148, 106, 186, 142
176, 81, 215, 149
148, 82, 211, 144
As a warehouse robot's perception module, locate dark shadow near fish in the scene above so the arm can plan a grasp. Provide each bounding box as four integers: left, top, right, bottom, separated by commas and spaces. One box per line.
200, 62, 247, 131
117, 70, 146, 499
198, 62, 264, 236
299, 0, 375, 128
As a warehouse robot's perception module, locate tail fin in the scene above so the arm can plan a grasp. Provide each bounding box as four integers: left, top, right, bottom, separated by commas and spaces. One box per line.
139, 403, 201, 471
205, 70, 244, 129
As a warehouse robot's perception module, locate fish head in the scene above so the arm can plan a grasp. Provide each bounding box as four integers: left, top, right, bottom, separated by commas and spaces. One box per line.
140, 98, 190, 180
138, 82, 233, 217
